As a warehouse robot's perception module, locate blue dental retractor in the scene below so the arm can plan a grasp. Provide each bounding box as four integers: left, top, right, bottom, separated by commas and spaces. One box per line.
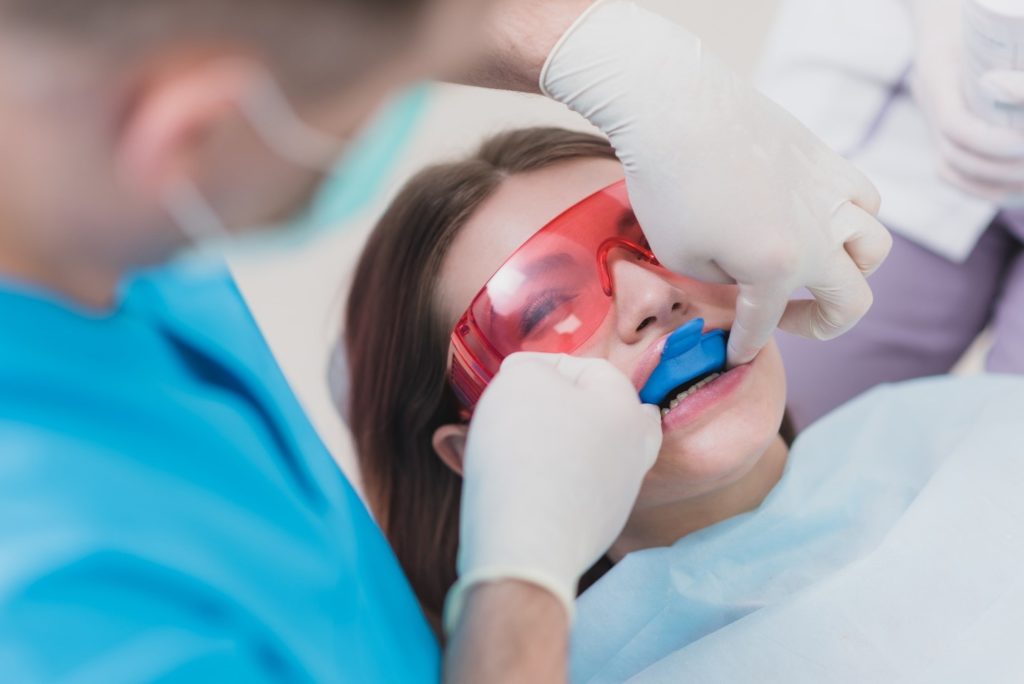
639, 318, 728, 405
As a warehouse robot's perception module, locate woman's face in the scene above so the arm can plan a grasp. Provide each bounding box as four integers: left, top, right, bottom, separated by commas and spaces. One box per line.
437, 158, 787, 510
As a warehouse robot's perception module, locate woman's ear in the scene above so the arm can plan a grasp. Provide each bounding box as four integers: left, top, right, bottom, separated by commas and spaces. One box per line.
432, 424, 469, 477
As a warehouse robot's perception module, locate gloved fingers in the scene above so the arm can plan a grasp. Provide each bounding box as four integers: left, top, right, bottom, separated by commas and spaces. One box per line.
727, 282, 790, 367
981, 69, 1024, 107
779, 254, 873, 341
639, 405, 664, 469
916, 56, 1024, 160
656, 251, 734, 285
568, 356, 637, 397
833, 202, 893, 277
501, 352, 587, 384
502, 352, 635, 396
938, 136, 1024, 184
937, 105, 1024, 160
937, 158, 1024, 203
501, 351, 568, 371
843, 164, 882, 215
538, 355, 662, 464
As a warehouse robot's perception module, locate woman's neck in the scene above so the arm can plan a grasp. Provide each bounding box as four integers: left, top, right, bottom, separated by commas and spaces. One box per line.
608, 436, 789, 561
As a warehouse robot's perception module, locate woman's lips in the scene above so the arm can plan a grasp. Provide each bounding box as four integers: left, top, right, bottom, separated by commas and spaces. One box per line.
631, 331, 672, 392
660, 361, 752, 433
631, 324, 725, 393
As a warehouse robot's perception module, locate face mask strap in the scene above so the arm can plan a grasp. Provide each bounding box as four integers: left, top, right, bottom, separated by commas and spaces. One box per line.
163, 178, 232, 247
163, 70, 348, 248
238, 70, 350, 172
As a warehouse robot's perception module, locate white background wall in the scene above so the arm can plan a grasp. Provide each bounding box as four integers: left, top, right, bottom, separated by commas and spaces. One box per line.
230, 0, 781, 487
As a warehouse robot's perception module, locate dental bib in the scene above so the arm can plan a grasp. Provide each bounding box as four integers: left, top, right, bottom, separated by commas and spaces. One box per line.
572, 375, 1024, 683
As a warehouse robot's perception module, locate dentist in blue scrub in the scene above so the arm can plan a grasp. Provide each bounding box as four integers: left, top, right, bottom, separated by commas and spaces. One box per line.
0, 0, 890, 682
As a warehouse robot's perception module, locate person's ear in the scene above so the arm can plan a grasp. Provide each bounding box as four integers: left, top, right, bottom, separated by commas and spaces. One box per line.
432, 424, 469, 477
114, 59, 261, 200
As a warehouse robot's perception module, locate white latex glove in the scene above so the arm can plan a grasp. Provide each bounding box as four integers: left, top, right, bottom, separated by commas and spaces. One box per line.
908, 0, 1024, 202
981, 69, 1024, 108
541, 0, 891, 366
443, 353, 662, 633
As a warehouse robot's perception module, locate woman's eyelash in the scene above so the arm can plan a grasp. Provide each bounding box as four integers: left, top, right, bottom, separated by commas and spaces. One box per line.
520, 291, 578, 336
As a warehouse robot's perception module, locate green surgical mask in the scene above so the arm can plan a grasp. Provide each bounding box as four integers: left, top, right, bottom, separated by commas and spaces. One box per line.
165, 74, 429, 257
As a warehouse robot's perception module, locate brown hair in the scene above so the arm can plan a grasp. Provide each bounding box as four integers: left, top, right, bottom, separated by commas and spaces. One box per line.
344, 126, 798, 634
344, 127, 620, 632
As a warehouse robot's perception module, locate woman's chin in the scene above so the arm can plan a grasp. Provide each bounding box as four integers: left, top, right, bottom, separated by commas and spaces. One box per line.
649, 444, 760, 498
640, 412, 784, 505
643, 341, 787, 493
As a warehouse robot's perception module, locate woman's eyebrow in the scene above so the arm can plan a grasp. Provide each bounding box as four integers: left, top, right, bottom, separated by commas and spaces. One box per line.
521, 252, 576, 277
485, 253, 578, 322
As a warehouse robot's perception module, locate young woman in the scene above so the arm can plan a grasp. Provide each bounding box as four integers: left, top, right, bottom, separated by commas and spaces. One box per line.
342, 127, 1024, 679
344, 127, 796, 630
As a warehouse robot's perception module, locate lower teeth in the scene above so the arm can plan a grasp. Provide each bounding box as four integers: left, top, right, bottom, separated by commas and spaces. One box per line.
660, 372, 722, 416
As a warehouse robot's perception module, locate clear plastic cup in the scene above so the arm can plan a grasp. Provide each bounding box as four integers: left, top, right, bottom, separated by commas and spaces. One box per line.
963, 0, 1024, 129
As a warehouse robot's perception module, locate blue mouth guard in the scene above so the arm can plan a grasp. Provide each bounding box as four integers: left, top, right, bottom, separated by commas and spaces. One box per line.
639, 318, 728, 405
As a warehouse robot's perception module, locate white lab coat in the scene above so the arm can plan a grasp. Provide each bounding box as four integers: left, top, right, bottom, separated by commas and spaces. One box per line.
757, 0, 1000, 262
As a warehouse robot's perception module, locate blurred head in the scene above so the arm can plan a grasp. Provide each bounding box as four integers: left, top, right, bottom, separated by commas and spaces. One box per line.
0, 0, 482, 284
343, 127, 792, 630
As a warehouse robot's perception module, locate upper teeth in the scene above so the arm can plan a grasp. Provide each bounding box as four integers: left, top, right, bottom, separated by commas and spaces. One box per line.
660, 373, 721, 416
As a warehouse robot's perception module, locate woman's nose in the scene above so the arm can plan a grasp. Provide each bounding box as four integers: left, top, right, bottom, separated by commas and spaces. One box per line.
610, 258, 688, 344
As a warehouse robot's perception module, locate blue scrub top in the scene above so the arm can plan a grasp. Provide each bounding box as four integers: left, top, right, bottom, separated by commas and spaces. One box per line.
0, 262, 440, 683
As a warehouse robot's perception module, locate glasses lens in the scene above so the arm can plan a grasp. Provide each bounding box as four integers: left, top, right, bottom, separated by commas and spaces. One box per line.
475, 231, 610, 356
451, 180, 640, 409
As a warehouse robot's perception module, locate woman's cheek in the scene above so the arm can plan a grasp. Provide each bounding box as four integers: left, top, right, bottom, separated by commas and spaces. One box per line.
575, 320, 633, 375
758, 342, 788, 415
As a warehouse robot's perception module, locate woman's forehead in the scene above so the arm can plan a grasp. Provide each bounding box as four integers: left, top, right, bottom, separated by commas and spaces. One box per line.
438, 158, 625, 325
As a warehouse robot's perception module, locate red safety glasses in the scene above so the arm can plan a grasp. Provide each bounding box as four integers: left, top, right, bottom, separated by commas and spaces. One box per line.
449, 179, 664, 415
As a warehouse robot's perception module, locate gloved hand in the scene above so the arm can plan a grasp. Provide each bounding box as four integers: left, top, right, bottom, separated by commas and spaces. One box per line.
444, 353, 662, 633
981, 69, 1024, 109
907, 0, 1024, 202
541, 0, 891, 366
